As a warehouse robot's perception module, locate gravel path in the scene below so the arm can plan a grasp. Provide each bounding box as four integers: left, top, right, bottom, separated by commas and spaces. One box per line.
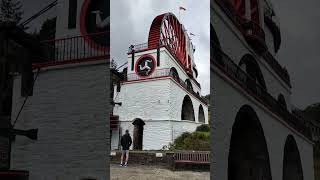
110, 164, 210, 180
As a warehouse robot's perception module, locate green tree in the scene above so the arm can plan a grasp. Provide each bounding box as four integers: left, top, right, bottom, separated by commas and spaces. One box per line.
0, 0, 23, 24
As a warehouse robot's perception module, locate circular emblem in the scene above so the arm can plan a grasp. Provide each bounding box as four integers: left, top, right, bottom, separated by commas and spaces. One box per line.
136, 56, 155, 77
80, 0, 109, 49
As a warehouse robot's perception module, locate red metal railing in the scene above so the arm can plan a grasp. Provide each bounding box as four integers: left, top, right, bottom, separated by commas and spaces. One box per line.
32, 31, 109, 68
126, 68, 208, 105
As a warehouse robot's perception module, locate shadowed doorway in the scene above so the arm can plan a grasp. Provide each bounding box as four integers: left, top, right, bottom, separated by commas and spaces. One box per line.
283, 135, 304, 180
132, 118, 145, 150
228, 105, 272, 180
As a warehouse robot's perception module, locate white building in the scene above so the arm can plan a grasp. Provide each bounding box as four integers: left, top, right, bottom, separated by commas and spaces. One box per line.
111, 13, 209, 150
10, 0, 109, 179
211, 0, 314, 180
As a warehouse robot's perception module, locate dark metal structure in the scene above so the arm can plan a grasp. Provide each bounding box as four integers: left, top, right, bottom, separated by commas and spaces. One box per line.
0, 22, 40, 179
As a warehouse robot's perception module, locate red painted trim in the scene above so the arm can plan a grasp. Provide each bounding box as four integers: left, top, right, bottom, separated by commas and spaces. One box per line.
134, 54, 156, 78
212, 61, 312, 142
80, 0, 109, 52
0, 170, 29, 176
32, 55, 109, 69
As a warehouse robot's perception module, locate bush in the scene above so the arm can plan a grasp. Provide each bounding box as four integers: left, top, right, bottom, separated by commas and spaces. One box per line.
196, 124, 210, 132
169, 131, 210, 151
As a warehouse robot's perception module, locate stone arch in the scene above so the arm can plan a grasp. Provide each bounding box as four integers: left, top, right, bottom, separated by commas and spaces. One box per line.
283, 135, 304, 180
132, 118, 145, 150
185, 79, 193, 91
198, 105, 205, 123
239, 54, 267, 90
228, 105, 272, 180
169, 67, 179, 81
278, 94, 287, 109
181, 95, 195, 121
210, 24, 223, 66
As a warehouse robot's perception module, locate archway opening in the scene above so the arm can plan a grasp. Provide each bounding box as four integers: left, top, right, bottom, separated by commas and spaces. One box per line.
239, 54, 267, 91
210, 24, 223, 66
132, 118, 145, 150
278, 94, 287, 109
169, 67, 179, 81
181, 95, 195, 121
283, 135, 304, 180
198, 105, 205, 123
185, 79, 193, 91
228, 105, 272, 180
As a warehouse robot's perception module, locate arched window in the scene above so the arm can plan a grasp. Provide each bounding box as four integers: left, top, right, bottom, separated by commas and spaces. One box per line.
283, 135, 304, 180
181, 95, 195, 121
239, 54, 267, 91
185, 79, 193, 91
198, 105, 205, 123
278, 94, 287, 109
228, 105, 272, 180
169, 67, 179, 81
211, 24, 223, 66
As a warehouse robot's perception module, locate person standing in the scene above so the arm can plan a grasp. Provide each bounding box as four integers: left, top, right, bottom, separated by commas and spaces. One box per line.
120, 129, 132, 167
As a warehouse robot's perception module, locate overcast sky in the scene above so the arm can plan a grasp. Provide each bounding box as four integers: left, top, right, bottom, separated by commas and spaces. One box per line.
110, 0, 210, 96
20, 0, 319, 108
269, 0, 320, 109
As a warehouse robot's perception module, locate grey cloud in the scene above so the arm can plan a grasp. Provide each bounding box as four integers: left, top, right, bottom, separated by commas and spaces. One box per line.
271, 0, 320, 108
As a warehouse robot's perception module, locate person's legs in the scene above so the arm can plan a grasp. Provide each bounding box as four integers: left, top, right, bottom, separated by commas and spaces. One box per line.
124, 150, 129, 166
120, 150, 124, 166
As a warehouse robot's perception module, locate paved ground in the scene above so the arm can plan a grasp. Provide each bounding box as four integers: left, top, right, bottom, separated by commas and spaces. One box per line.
110, 164, 210, 180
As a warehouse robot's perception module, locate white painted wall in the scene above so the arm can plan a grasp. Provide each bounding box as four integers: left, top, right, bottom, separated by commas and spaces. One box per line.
212, 3, 292, 111
56, 0, 85, 38
211, 66, 314, 180
114, 77, 208, 123
111, 120, 204, 150
10, 61, 109, 180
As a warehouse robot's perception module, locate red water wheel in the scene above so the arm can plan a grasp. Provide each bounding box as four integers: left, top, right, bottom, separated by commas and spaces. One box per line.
148, 13, 188, 69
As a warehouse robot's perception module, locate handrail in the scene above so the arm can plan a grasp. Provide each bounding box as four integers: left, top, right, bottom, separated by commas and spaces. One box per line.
126, 68, 208, 105
214, 0, 291, 87
211, 46, 311, 139
32, 32, 109, 68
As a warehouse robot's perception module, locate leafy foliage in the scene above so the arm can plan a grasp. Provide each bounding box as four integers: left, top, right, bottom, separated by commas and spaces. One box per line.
0, 0, 23, 24
196, 124, 210, 132
169, 125, 210, 151
303, 103, 320, 121
38, 17, 56, 41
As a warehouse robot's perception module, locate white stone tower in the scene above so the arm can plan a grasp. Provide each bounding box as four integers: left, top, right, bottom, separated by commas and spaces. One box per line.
111, 13, 209, 150
211, 0, 314, 179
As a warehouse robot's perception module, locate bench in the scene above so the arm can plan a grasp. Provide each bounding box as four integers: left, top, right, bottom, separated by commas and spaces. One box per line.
173, 151, 210, 170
